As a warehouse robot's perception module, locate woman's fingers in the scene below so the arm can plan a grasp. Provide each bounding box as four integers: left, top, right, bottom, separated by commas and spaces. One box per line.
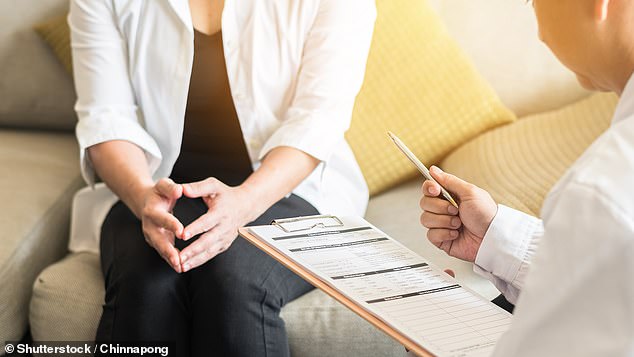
420, 195, 459, 215
145, 207, 184, 237
143, 178, 186, 237
179, 229, 233, 272
182, 211, 219, 240
144, 226, 181, 272
182, 177, 223, 198
155, 239, 182, 273
420, 211, 462, 230
155, 178, 183, 200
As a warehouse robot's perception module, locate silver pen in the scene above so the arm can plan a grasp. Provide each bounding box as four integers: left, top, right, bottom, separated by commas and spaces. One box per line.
387, 131, 459, 208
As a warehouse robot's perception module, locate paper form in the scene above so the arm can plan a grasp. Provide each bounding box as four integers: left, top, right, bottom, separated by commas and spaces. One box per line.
246, 216, 511, 357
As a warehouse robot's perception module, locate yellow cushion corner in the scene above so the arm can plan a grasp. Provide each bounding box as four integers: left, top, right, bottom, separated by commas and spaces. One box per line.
34, 14, 72, 74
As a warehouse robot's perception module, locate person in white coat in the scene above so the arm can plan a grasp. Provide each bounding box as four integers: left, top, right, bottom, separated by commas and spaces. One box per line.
68, 0, 375, 355
419, 0, 634, 355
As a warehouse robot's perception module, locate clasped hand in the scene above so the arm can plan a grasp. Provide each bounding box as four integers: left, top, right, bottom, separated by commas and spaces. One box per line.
140, 177, 255, 273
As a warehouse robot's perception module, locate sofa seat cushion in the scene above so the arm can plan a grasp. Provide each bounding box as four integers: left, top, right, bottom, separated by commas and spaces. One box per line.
441, 93, 618, 216
0, 129, 82, 346
30, 250, 404, 356
29, 252, 102, 340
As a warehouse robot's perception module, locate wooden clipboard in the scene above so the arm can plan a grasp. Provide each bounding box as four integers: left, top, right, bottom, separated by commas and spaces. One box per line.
238, 226, 434, 357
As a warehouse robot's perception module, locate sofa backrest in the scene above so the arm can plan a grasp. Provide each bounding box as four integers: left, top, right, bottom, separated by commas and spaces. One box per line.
0, 0, 76, 132
0, 0, 590, 131
429, 0, 590, 117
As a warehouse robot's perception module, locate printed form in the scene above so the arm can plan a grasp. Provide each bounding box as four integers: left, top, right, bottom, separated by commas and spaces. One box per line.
246, 216, 511, 357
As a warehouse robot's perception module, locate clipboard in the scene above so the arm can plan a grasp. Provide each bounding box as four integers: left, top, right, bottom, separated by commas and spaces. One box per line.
239, 215, 434, 357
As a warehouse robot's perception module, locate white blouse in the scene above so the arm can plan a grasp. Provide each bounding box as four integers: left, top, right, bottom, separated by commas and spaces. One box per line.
68, 0, 376, 253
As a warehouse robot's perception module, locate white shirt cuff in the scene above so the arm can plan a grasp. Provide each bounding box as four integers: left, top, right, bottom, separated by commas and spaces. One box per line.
76, 112, 162, 186
473, 204, 543, 302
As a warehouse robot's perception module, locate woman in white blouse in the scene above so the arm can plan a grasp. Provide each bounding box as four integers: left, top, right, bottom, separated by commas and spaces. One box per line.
69, 0, 375, 355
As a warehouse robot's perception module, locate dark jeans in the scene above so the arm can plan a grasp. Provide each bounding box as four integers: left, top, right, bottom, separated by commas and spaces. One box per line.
96, 194, 318, 357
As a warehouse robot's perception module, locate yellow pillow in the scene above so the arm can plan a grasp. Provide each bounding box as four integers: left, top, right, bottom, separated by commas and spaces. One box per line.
346, 0, 515, 196
441, 93, 618, 216
34, 15, 72, 74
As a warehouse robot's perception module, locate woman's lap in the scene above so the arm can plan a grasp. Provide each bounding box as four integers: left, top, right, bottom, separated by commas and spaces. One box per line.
97, 194, 318, 357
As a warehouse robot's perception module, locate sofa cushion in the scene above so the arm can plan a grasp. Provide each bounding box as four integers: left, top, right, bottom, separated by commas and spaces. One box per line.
441, 93, 618, 216
0, 129, 82, 347
29, 253, 103, 341
0, 0, 76, 132
347, 0, 515, 196
35, 14, 72, 74
30, 252, 404, 356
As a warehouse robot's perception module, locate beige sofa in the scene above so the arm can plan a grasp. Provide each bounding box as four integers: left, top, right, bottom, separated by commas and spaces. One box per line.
1, 0, 612, 356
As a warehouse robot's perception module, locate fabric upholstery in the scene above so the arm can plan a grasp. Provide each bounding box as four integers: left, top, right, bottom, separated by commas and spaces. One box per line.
29, 253, 103, 341
0, 130, 82, 348
347, 0, 515, 196
30, 254, 404, 356
427, 0, 590, 117
0, 0, 76, 131
34, 14, 72, 74
282, 289, 403, 356
441, 93, 618, 216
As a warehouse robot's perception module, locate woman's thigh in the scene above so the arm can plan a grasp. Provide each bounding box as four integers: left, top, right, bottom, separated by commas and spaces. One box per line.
187, 194, 319, 356
97, 200, 204, 347
98, 193, 318, 355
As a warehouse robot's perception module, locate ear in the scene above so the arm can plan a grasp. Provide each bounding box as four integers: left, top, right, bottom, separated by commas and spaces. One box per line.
595, 0, 610, 23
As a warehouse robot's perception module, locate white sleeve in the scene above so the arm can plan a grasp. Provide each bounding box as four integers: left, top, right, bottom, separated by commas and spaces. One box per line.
473, 204, 544, 304
70, 0, 161, 186
258, 0, 376, 163
492, 182, 634, 357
